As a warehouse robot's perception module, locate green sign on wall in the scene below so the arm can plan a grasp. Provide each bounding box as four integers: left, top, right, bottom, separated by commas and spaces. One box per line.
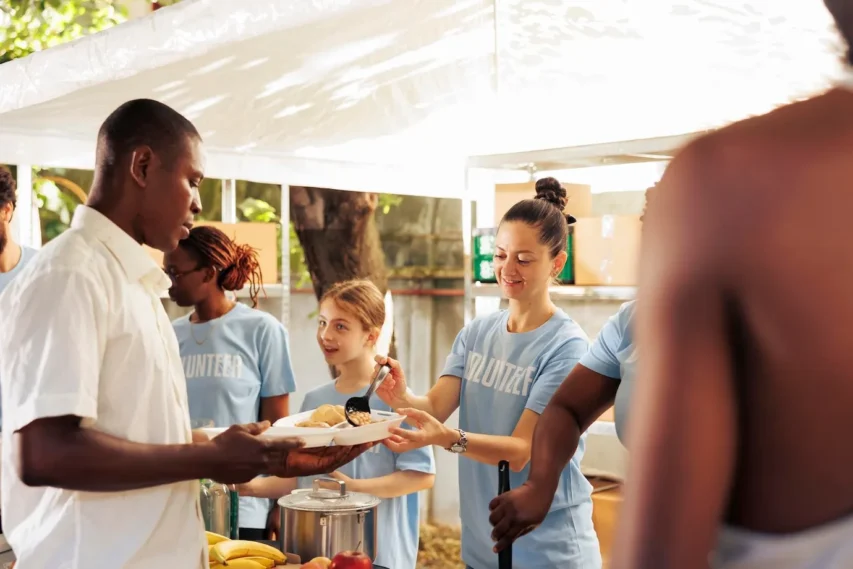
472, 227, 575, 285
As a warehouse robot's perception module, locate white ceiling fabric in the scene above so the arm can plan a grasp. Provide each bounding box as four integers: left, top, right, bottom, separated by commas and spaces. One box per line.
0, 0, 844, 196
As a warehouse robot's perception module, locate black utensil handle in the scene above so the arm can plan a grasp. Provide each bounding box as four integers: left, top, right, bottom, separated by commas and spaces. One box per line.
498, 460, 512, 569
364, 365, 391, 399
498, 460, 510, 494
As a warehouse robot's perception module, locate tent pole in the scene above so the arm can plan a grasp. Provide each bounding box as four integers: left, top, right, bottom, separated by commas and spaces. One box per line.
279, 185, 291, 329
462, 167, 475, 326
464, 168, 499, 324
11, 165, 37, 248
221, 179, 237, 223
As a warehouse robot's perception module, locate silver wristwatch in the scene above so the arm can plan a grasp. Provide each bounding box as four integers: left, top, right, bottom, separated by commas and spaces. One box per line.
446, 429, 468, 454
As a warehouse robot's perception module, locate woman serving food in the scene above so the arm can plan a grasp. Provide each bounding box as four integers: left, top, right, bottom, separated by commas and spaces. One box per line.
488, 188, 656, 552
238, 280, 435, 569
375, 178, 601, 569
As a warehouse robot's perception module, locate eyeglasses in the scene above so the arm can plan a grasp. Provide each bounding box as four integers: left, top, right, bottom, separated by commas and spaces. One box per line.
164, 265, 204, 282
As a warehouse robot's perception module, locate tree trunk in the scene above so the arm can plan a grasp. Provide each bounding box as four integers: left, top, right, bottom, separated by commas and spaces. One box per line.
290, 187, 397, 377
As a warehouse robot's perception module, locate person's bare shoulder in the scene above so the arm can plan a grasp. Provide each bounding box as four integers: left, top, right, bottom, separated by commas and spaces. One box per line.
658, 91, 849, 239
686, 90, 853, 186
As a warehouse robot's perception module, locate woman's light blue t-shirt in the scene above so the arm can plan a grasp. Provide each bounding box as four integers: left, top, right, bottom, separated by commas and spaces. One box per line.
0, 245, 37, 296
441, 309, 601, 569
0, 245, 38, 429
173, 302, 297, 529
578, 300, 636, 445
298, 384, 435, 569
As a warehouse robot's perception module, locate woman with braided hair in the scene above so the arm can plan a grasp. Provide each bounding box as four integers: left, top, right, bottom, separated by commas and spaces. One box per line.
489, 185, 655, 552
164, 225, 297, 540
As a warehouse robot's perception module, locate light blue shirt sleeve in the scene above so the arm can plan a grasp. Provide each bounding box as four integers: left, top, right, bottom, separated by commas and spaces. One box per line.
441, 326, 468, 378
578, 305, 629, 380
258, 320, 297, 397
525, 336, 589, 415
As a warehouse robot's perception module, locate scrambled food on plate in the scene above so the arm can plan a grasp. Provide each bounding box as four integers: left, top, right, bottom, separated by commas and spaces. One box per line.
346, 410, 372, 426
294, 404, 383, 428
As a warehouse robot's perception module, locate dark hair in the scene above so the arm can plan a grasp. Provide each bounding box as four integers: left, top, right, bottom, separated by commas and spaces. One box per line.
825, 0, 853, 65
96, 99, 201, 175
0, 167, 15, 210
500, 177, 576, 258
180, 226, 264, 307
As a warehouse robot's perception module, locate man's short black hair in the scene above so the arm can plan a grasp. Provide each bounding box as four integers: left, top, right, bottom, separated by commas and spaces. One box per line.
0, 166, 16, 210
96, 98, 201, 174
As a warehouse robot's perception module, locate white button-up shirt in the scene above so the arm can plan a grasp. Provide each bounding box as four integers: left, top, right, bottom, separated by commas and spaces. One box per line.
0, 206, 206, 569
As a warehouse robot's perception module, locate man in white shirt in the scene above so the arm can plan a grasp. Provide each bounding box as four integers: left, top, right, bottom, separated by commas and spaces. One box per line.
0, 99, 370, 569
0, 167, 37, 295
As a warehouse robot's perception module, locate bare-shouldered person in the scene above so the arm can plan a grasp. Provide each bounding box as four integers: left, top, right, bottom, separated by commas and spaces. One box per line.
612, 3, 853, 568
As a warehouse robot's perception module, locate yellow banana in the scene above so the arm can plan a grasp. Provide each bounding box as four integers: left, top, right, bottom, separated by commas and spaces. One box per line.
206, 531, 230, 545
210, 540, 286, 564
210, 558, 275, 569
232, 557, 277, 568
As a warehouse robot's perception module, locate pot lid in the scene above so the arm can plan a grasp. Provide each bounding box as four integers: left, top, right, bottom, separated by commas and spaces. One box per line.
277, 477, 380, 511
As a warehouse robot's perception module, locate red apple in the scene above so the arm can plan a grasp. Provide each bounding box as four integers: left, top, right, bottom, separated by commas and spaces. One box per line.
329, 550, 372, 569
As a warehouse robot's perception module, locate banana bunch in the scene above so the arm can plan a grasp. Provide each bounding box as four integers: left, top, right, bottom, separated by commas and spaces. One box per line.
206, 531, 287, 568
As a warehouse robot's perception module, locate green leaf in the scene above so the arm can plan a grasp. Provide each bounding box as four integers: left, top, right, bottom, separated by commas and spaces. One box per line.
1, 0, 128, 64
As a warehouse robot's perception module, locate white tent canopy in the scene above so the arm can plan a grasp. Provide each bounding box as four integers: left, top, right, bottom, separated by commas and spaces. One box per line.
0, 0, 845, 196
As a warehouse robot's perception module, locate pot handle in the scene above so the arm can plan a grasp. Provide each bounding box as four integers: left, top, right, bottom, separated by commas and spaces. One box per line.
312, 476, 346, 497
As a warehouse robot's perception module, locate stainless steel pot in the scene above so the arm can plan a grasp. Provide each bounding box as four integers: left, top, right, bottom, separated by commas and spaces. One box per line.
278, 477, 380, 562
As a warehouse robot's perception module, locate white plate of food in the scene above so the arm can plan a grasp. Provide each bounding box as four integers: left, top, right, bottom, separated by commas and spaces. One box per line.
198, 426, 336, 448
274, 404, 405, 446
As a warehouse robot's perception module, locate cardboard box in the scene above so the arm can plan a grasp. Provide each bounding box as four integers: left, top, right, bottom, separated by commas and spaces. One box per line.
589, 477, 624, 566
144, 221, 279, 283
573, 215, 642, 286
494, 182, 592, 226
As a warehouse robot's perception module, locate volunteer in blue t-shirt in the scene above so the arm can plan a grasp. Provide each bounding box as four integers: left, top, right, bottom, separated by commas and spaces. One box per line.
165, 225, 297, 540
376, 177, 601, 569
236, 279, 435, 569
0, 167, 39, 434
0, 167, 38, 296
0, 245, 37, 295
489, 186, 654, 552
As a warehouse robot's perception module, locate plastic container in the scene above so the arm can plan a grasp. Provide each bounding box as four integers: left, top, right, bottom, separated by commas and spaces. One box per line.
199, 479, 233, 537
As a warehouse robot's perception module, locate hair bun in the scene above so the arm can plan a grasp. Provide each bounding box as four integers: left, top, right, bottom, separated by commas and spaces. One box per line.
220, 244, 261, 292
534, 177, 568, 211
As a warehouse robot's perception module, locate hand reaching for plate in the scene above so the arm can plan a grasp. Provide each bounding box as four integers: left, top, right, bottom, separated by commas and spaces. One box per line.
276, 443, 375, 478
382, 408, 455, 453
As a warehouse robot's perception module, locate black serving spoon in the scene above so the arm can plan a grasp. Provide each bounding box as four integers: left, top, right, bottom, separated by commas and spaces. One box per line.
498, 460, 512, 569
344, 365, 391, 427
